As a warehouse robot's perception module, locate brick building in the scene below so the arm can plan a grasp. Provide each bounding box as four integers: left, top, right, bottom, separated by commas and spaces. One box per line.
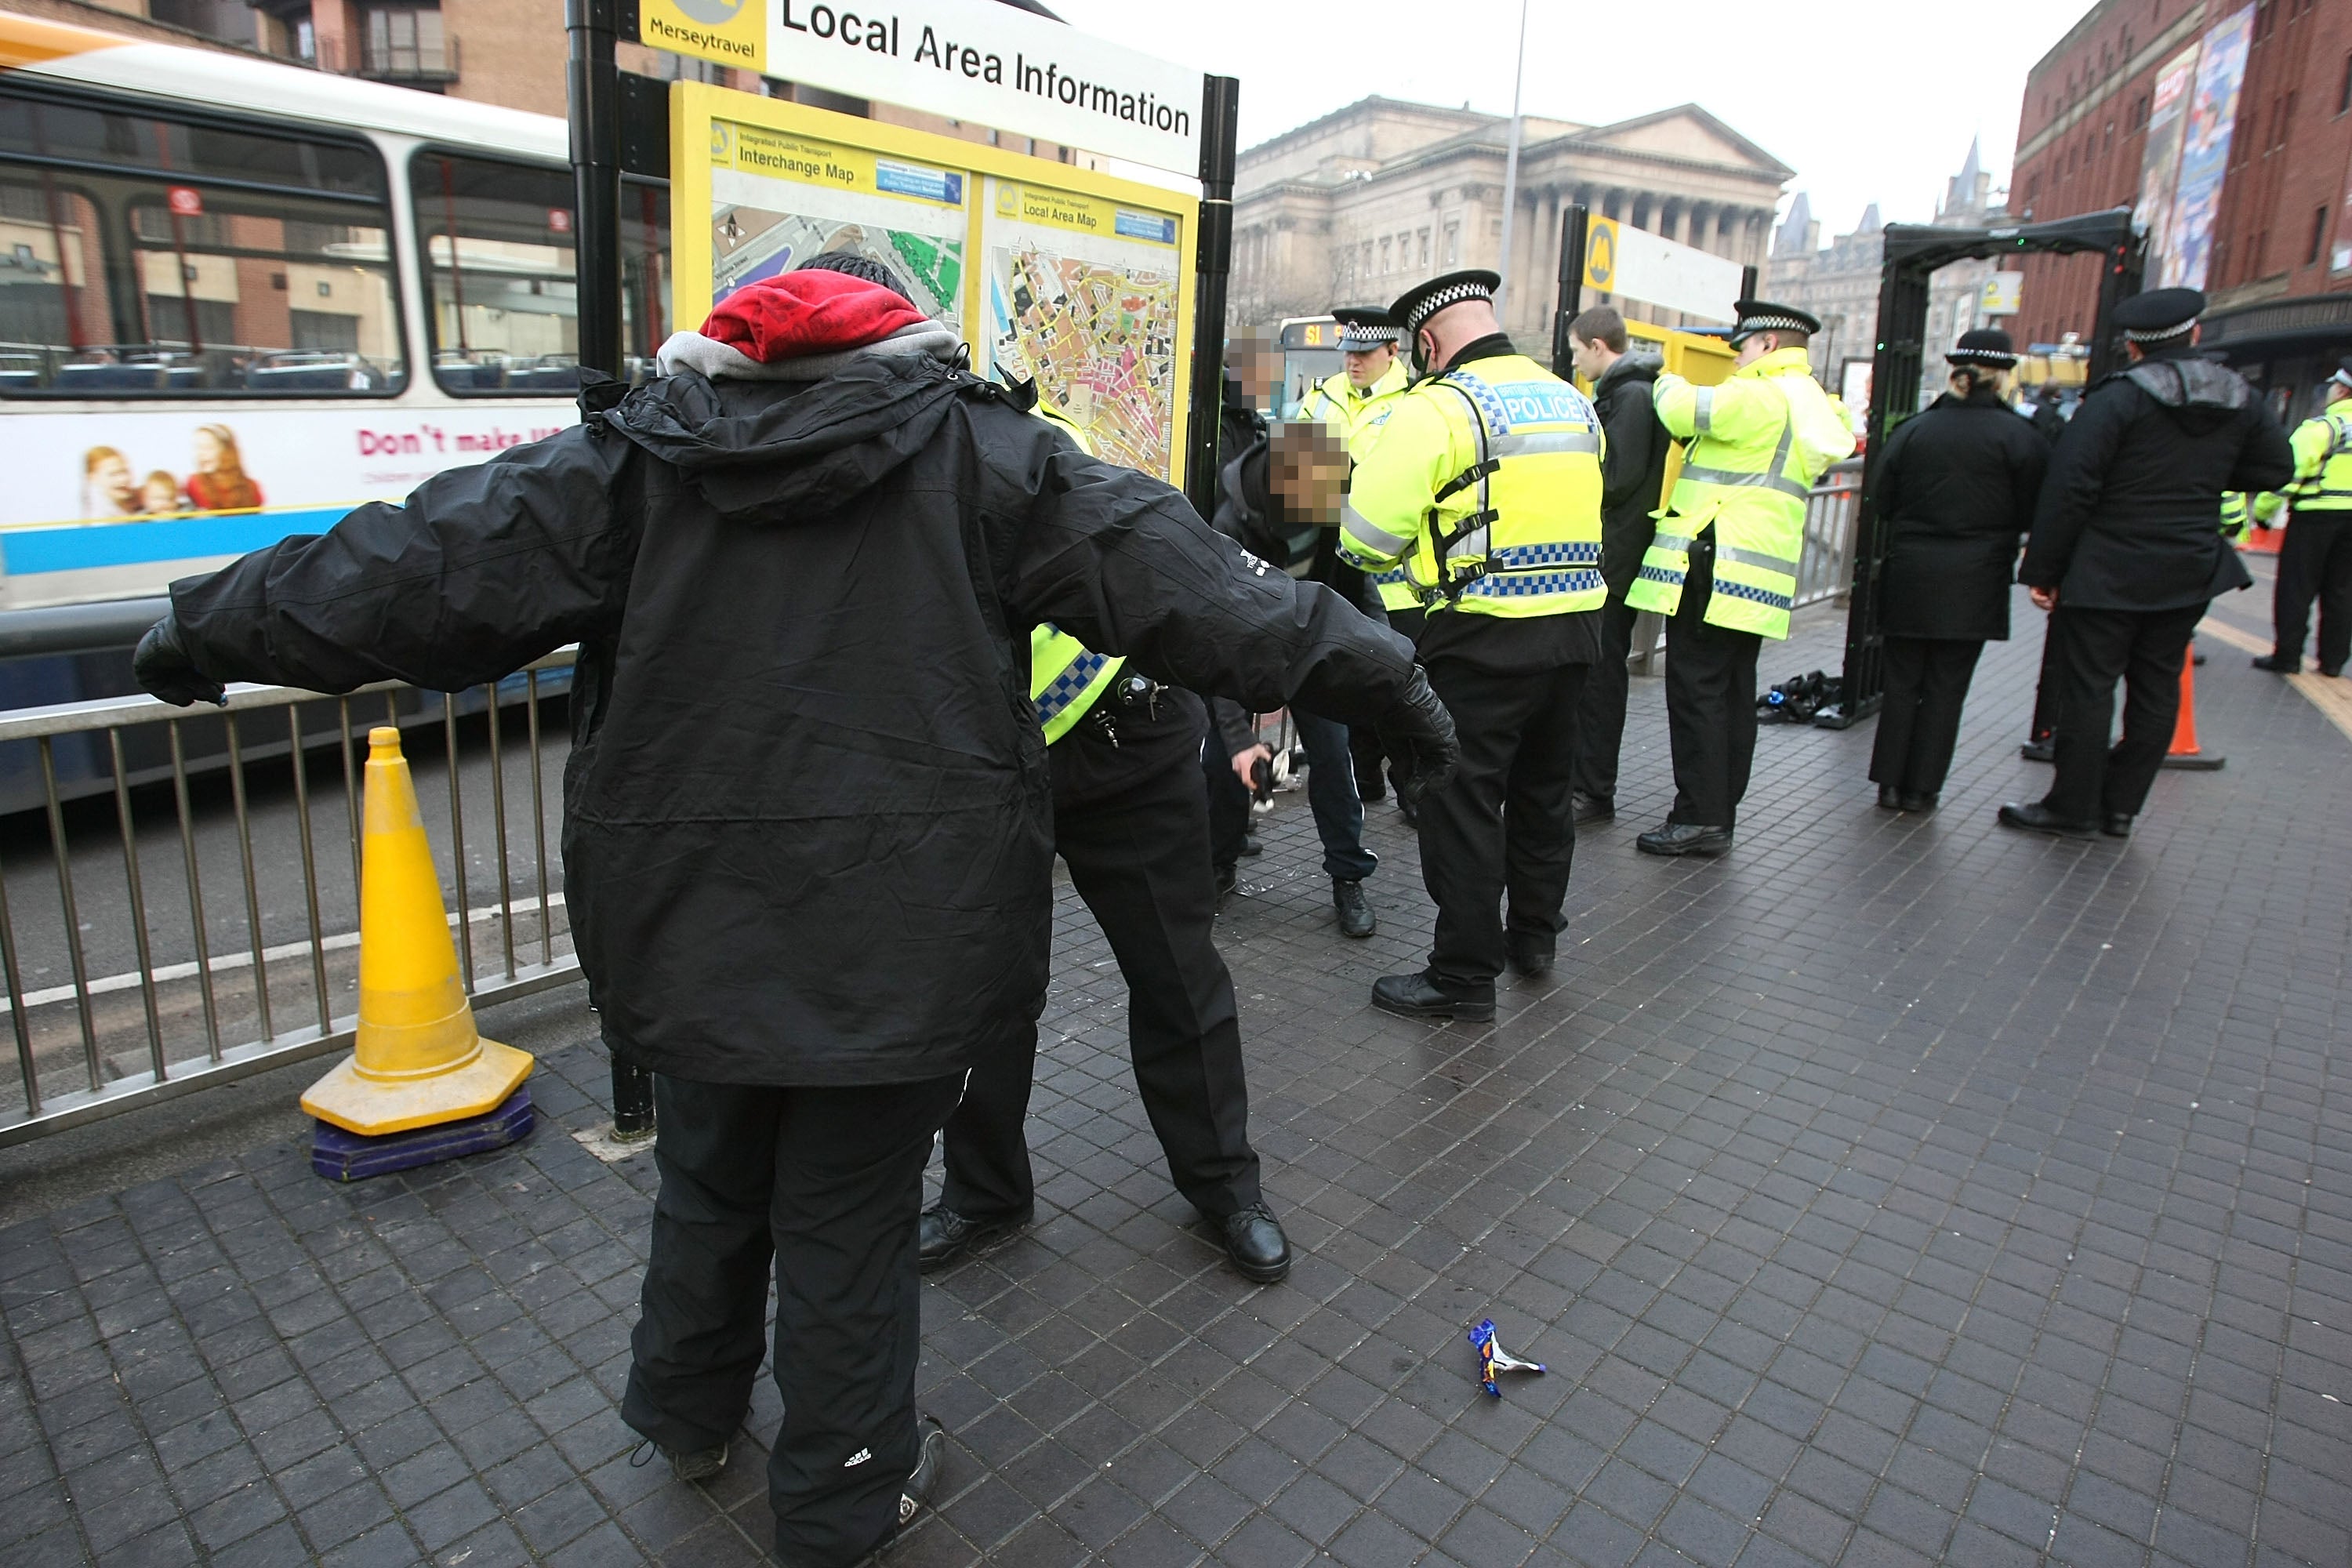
2011, 0, 2352, 420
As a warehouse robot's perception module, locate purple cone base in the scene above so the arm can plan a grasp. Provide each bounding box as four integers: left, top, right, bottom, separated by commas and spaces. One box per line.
310, 1086, 535, 1181
1468, 1317, 1547, 1399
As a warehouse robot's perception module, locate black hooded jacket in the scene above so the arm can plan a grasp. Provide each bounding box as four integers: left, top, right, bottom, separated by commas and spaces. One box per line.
2020, 347, 2294, 612
1591, 353, 1668, 601
167, 354, 1416, 1087
1874, 383, 2049, 641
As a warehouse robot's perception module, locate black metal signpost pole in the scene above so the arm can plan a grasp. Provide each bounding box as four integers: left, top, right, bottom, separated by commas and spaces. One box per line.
1550, 203, 1587, 379
1184, 74, 1240, 524
568, 0, 650, 1139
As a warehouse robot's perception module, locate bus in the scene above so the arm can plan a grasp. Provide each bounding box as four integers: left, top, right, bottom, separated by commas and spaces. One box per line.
0, 10, 670, 663
1274, 314, 1339, 420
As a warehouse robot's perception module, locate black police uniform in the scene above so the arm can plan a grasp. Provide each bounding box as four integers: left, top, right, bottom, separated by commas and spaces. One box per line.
2005, 290, 2295, 836
1868, 332, 2049, 805
1572, 350, 1668, 811
935, 681, 1275, 1268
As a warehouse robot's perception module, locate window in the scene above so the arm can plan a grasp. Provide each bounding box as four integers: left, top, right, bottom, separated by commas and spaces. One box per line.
2311, 205, 2330, 267
2341, 53, 2352, 114
362, 5, 452, 80
0, 86, 401, 394
1444, 220, 1460, 266
412, 151, 580, 393
1379, 236, 1392, 275
1417, 228, 1428, 267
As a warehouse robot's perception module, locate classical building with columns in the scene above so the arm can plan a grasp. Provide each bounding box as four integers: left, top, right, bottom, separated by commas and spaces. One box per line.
1231, 96, 1792, 341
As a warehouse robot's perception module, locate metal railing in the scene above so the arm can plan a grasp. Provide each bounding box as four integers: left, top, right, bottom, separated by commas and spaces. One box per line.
1795, 457, 1865, 610
0, 652, 577, 1148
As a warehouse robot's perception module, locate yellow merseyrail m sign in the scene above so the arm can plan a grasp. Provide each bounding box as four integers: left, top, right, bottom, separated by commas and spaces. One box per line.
1581, 216, 1742, 324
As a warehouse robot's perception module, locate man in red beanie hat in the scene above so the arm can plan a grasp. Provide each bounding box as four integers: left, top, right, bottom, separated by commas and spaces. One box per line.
132, 254, 1457, 1566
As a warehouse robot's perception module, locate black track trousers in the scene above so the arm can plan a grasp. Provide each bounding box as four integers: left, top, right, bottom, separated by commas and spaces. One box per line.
1662, 544, 1762, 828
942, 745, 1260, 1222
2274, 511, 2352, 670
1573, 597, 1641, 802
620, 1072, 965, 1568
1418, 654, 1588, 995
1869, 637, 1987, 797
2045, 602, 2206, 822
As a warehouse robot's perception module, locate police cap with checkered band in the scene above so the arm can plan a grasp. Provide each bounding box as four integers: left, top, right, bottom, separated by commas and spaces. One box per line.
1388, 270, 1502, 337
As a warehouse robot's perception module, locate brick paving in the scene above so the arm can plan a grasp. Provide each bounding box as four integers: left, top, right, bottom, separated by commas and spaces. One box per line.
2, 585, 2350, 1567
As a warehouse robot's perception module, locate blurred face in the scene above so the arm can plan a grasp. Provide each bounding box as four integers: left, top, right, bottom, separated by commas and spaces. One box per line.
2329, 379, 2352, 406
1268, 423, 1348, 524
141, 477, 178, 512
92, 453, 135, 510
194, 429, 225, 471
1343, 344, 1394, 388
1229, 328, 1279, 405
1733, 331, 1776, 368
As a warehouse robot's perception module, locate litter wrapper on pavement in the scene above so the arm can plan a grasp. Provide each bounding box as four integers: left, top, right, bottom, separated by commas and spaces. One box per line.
1468, 1318, 1546, 1398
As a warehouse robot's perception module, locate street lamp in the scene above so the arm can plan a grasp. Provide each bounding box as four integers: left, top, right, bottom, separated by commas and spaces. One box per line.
1494, 0, 1530, 322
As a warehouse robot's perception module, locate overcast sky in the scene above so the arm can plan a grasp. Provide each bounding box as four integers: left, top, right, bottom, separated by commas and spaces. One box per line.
1052, 0, 2089, 248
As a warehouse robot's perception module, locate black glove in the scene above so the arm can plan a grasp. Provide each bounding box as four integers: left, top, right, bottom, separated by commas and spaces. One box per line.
1374, 666, 1457, 804
132, 614, 227, 708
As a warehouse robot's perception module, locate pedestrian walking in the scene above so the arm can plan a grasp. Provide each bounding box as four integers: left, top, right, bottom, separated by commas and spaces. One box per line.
130, 257, 1457, 1566
2250, 358, 2352, 678
1339, 269, 1607, 1021
1563, 306, 1670, 826
1999, 289, 2294, 840
1867, 329, 2049, 811
1624, 300, 1858, 855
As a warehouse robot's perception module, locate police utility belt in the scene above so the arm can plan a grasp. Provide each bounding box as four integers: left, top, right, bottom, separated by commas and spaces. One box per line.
1078, 673, 1170, 749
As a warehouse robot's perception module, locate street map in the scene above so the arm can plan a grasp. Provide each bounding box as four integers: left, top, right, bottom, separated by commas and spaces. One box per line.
982, 179, 1183, 479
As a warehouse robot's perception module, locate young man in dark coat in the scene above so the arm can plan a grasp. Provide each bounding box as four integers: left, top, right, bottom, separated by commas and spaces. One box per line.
1867, 330, 2049, 810
2000, 289, 2294, 840
130, 262, 1457, 1568
1565, 307, 1670, 825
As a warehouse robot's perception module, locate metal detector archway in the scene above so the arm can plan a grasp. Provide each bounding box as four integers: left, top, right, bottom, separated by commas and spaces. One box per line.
1816, 208, 2144, 728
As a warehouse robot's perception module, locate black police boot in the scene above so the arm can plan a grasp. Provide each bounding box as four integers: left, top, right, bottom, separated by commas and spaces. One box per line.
1876, 784, 1904, 811
1333, 879, 1375, 938
1370, 971, 1496, 1022
1218, 1203, 1291, 1283
1213, 862, 1237, 902
1900, 792, 1939, 813
1240, 832, 1264, 858
2324, 665, 2346, 679
1996, 801, 2097, 840
917, 1204, 1031, 1272
2019, 735, 2056, 763
2102, 813, 2134, 838
1635, 822, 1733, 857
1505, 931, 1554, 978
1570, 790, 1614, 826
2252, 652, 2300, 673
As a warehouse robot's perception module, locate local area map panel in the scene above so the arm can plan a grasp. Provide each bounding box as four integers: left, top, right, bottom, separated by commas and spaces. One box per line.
981, 176, 1182, 481
707, 118, 967, 332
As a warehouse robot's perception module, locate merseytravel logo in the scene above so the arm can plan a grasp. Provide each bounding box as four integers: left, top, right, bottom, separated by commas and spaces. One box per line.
641, 0, 764, 72
1583, 217, 1618, 292
996, 183, 1022, 217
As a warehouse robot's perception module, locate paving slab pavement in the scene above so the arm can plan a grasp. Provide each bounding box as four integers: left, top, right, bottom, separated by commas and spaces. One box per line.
2, 586, 2348, 1566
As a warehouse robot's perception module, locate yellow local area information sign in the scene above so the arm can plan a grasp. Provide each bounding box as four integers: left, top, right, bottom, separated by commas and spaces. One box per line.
673, 82, 1196, 479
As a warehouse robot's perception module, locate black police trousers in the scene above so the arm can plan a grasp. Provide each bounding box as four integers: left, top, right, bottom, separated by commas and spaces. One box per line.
1573, 597, 1642, 803
2044, 602, 2206, 822
942, 746, 1260, 1222
1869, 637, 1986, 798
2274, 510, 2352, 671
621, 1071, 964, 1567
1419, 653, 1588, 996
1663, 545, 1762, 828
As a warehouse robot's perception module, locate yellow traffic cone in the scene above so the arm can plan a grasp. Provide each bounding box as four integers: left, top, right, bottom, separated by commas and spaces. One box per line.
301, 727, 532, 1135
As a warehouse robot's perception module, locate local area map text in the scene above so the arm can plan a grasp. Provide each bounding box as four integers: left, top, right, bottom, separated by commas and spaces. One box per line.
998, 245, 1177, 477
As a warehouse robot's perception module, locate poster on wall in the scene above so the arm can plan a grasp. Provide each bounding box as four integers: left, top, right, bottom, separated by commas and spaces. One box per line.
2134, 42, 2201, 283
671, 82, 1197, 482
707, 118, 968, 331
980, 178, 1182, 478
2331, 145, 2352, 275
2163, 6, 2253, 291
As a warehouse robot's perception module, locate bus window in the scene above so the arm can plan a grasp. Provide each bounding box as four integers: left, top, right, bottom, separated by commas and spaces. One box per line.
412, 152, 580, 394
621, 176, 670, 386
0, 89, 404, 395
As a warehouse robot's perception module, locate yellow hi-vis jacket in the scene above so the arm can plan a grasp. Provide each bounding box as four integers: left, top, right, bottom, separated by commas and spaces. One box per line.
2270, 405, 2352, 521
1298, 361, 1419, 611
1296, 360, 1410, 460
1337, 351, 1607, 619
1025, 397, 1126, 742
1625, 346, 1857, 641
